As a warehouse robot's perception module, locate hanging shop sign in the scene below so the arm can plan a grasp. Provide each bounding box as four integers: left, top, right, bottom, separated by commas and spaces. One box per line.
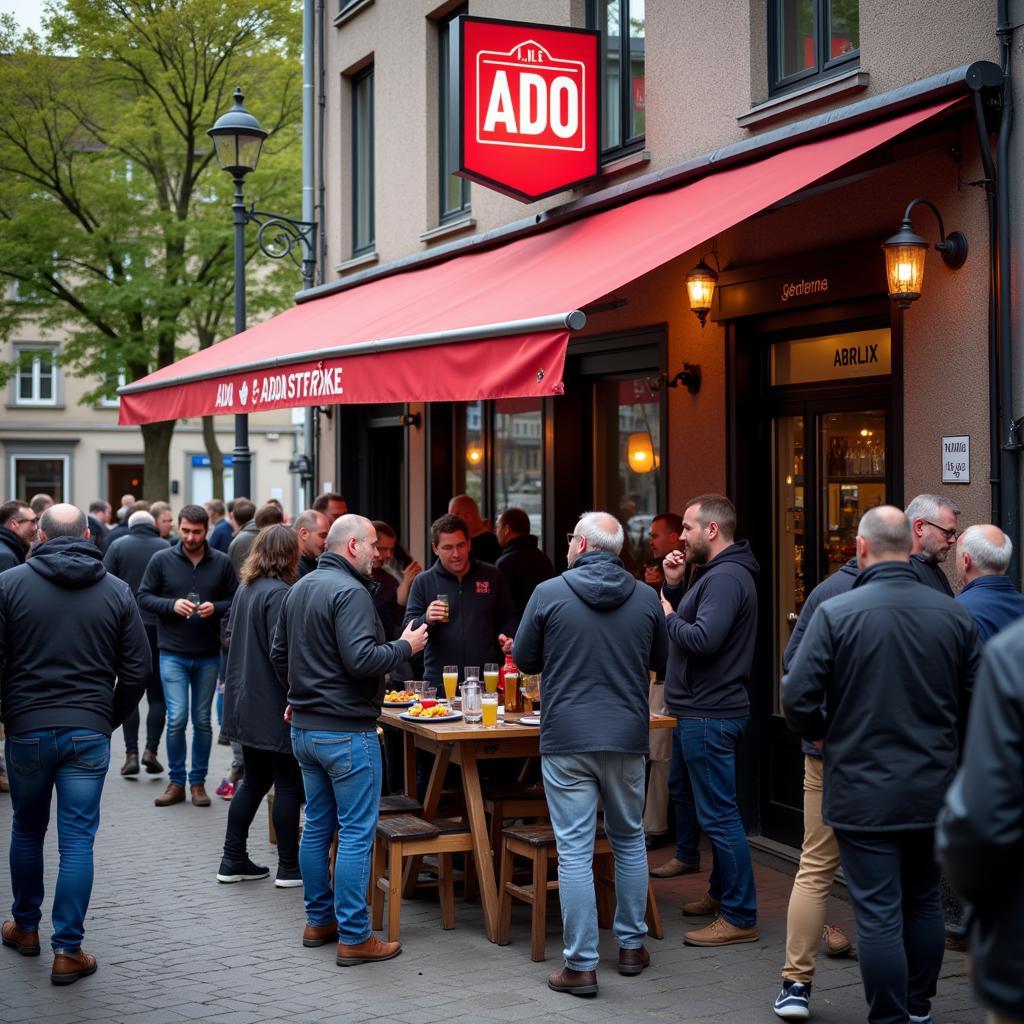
941, 435, 970, 483
452, 16, 600, 202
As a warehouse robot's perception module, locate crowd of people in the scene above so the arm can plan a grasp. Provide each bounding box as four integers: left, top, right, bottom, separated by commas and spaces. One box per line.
0, 485, 1021, 1024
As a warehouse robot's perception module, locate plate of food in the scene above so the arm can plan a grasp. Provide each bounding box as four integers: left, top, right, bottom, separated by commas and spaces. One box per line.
383, 689, 420, 707
400, 701, 464, 722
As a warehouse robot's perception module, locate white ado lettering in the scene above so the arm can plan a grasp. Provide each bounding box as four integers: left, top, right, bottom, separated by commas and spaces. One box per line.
483, 70, 579, 140
214, 367, 343, 408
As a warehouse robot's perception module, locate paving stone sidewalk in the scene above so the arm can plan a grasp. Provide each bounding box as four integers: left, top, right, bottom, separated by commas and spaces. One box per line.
0, 720, 983, 1024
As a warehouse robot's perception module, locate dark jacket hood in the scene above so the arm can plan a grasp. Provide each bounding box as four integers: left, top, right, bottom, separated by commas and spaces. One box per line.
128, 522, 161, 539
563, 551, 637, 610
705, 539, 760, 577
837, 556, 859, 577
28, 536, 107, 589
852, 560, 917, 589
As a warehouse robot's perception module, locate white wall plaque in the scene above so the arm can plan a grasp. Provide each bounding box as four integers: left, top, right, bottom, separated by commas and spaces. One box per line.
941, 435, 970, 484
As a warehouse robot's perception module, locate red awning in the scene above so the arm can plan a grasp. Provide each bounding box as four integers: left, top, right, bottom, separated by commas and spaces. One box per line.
119, 98, 955, 425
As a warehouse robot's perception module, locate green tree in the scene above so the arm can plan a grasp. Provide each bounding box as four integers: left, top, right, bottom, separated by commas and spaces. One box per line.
0, 0, 303, 499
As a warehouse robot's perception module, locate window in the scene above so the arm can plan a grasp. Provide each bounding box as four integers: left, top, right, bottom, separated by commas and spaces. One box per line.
99, 369, 128, 408
11, 455, 69, 502
769, 0, 859, 95
15, 347, 58, 406
588, 0, 646, 157
438, 4, 470, 223
494, 399, 543, 538
351, 64, 375, 255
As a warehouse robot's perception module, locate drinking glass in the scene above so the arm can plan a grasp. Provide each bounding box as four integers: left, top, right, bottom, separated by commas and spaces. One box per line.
442, 665, 458, 702
481, 693, 498, 728
436, 593, 450, 623
187, 590, 201, 618
462, 681, 482, 724
521, 673, 541, 713
463, 665, 480, 684
483, 662, 499, 694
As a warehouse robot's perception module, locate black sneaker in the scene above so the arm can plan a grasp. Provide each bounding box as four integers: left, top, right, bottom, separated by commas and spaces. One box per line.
216, 857, 270, 883
275, 865, 303, 889
120, 753, 140, 777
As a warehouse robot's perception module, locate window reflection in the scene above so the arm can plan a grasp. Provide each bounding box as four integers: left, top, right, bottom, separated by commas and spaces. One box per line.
494, 398, 543, 538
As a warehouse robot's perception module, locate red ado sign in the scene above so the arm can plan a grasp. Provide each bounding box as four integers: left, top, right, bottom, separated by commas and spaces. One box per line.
454, 17, 600, 202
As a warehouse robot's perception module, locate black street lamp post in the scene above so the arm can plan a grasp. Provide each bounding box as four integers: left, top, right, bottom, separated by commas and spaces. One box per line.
208, 88, 317, 501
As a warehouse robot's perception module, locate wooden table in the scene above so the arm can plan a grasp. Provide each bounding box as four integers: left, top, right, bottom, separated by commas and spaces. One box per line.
379, 708, 677, 943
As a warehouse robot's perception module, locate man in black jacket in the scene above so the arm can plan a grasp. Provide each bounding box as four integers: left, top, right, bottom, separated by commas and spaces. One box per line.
783, 506, 979, 1024
272, 514, 426, 965
937, 616, 1024, 1024
661, 493, 760, 947
104, 509, 170, 777
404, 514, 519, 690
138, 504, 236, 808
495, 507, 555, 614
905, 493, 960, 596
0, 500, 37, 573
0, 504, 149, 985
514, 512, 667, 997
294, 509, 329, 578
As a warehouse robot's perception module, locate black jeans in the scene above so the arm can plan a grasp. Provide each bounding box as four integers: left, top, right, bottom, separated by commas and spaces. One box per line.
122, 623, 165, 755
835, 827, 945, 1024
222, 746, 303, 869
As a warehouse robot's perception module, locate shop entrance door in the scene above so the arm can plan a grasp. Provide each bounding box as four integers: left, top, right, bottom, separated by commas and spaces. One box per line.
763, 396, 893, 843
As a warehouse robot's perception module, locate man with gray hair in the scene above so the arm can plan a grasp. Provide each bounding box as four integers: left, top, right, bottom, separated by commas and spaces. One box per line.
783, 506, 979, 1024
272, 514, 427, 966
514, 512, 667, 996
955, 524, 1024, 642
905, 494, 961, 596
1, 503, 149, 985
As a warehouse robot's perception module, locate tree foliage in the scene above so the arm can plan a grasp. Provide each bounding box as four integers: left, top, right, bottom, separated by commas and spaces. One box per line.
0, 0, 303, 497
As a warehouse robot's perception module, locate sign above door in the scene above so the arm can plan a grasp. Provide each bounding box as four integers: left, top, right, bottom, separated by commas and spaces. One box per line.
451, 16, 600, 202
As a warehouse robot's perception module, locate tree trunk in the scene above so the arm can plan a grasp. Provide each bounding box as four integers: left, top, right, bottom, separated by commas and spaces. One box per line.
202, 415, 225, 499
141, 420, 176, 501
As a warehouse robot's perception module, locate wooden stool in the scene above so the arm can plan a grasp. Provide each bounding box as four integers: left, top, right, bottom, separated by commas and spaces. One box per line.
327, 794, 426, 888
370, 815, 474, 942
482, 784, 548, 872
496, 824, 663, 961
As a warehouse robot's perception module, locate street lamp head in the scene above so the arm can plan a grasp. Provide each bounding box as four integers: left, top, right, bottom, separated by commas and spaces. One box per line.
208, 88, 267, 178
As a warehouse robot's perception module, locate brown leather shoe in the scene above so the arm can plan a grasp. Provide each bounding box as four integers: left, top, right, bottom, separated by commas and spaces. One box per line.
154, 783, 185, 807
2, 920, 40, 956
822, 923, 853, 957
650, 857, 701, 878
681, 892, 722, 916
51, 949, 97, 985
120, 753, 140, 776
547, 965, 598, 996
336, 935, 401, 966
303, 923, 338, 948
684, 914, 759, 946
618, 945, 650, 976
190, 784, 211, 807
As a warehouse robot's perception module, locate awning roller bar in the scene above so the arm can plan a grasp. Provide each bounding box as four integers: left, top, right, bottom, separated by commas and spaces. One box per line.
119, 309, 587, 395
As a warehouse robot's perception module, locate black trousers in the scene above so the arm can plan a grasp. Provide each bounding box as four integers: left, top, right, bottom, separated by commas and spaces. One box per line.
122, 623, 165, 755
835, 827, 945, 1024
222, 745, 303, 869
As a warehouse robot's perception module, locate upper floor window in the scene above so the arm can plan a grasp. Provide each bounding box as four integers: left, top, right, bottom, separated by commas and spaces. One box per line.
438, 4, 470, 223
769, 0, 859, 95
588, 0, 645, 158
351, 64, 375, 256
99, 369, 128, 408
15, 347, 58, 407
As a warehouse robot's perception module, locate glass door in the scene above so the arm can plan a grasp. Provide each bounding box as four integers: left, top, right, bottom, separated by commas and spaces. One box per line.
773, 415, 805, 703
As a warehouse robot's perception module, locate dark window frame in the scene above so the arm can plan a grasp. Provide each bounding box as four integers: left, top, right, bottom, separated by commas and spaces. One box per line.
586, 0, 646, 160
438, 4, 470, 224
768, 0, 860, 96
351, 64, 375, 256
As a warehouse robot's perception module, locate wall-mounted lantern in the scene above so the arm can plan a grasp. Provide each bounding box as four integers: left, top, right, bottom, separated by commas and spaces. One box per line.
882, 198, 968, 309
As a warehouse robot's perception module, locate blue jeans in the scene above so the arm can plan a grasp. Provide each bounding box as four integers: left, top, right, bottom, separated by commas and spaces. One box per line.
667, 729, 702, 865
5, 728, 109, 952
291, 727, 381, 945
541, 752, 648, 971
160, 653, 219, 787
674, 716, 757, 928
836, 828, 944, 1024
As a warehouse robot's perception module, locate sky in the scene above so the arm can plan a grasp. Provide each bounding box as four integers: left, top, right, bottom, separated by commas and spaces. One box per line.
2, 0, 46, 35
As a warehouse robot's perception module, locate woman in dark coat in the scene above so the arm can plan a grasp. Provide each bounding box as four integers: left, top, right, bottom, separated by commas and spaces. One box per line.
217, 525, 303, 887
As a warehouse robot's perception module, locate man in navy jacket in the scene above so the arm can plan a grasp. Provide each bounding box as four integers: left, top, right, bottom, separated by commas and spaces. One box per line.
954, 524, 1024, 642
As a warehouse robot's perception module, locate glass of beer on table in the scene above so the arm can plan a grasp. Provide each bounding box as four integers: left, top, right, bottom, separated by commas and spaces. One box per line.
481, 693, 499, 728
483, 662, 499, 694
442, 665, 458, 702
521, 673, 541, 714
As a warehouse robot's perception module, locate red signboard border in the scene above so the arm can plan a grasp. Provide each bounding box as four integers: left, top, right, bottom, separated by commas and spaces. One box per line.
454, 15, 602, 203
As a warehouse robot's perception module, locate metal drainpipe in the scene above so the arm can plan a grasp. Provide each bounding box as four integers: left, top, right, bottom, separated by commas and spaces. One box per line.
997, 0, 1021, 585
301, 0, 316, 509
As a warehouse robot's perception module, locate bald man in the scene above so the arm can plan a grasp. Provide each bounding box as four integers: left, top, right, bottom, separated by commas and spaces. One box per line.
955, 524, 1024, 642
783, 506, 979, 1024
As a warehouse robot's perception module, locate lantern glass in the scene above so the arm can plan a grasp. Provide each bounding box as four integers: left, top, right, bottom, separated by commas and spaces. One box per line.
884, 239, 927, 308
686, 269, 716, 314
627, 432, 655, 474
211, 130, 264, 175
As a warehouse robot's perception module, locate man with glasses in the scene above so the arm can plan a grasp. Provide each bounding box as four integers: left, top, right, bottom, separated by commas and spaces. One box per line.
0, 501, 37, 573
905, 494, 961, 597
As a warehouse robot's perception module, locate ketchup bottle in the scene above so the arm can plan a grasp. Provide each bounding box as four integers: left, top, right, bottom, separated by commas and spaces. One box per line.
499, 654, 520, 713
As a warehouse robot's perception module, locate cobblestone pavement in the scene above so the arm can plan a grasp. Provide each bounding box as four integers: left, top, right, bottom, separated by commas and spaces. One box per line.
0, 719, 983, 1024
